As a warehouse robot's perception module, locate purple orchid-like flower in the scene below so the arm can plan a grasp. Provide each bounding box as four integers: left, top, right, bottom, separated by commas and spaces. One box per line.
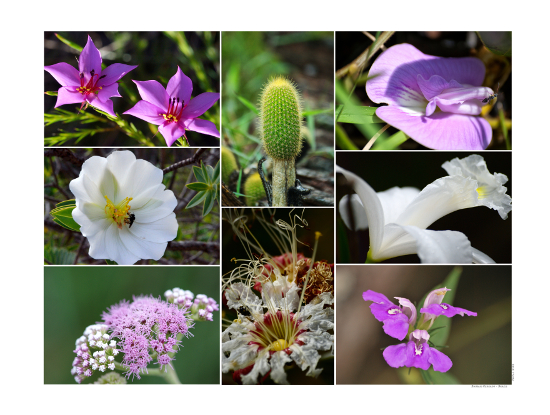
44, 35, 137, 118
419, 287, 477, 329
383, 329, 453, 372
124, 67, 220, 146
366, 43, 494, 150
363, 290, 416, 340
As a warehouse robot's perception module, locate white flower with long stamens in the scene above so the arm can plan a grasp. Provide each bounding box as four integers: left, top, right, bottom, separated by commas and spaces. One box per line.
69, 150, 178, 265
222, 282, 334, 385
338, 155, 511, 264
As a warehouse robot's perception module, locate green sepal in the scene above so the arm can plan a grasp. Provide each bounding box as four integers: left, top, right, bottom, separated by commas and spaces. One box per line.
50, 200, 80, 232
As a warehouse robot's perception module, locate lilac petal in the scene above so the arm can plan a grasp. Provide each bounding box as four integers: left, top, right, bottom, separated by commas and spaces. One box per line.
159, 121, 188, 147
56, 87, 84, 107
89, 97, 116, 117
44, 63, 80, 87
395, 297, 416, 325
100, 63, 138, 86
427, 347, 453, 372
79, 36, 102, 81
166, 67, 193, 105
96, 83, 121, 101
382, 314, 410, 340
182, 92, 220, 118
133, 80, 169, 111
367, 44, 486, 106
124, 100, 165, 125
383, 343, 407, 368
417, 75, 463, 100
405, 341, 430, 370
376, 106, 492, 150
362, 290, 393, 305
420, 303, 477, 318
433, 98, 482, 116
423, 288, 451, 308
186, 118, 220, 138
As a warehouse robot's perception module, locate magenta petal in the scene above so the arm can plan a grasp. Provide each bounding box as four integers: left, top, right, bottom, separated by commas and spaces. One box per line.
159, 121, 187, 146
382, 314, 410, 341
420, 303, 477, 318
79, 36, 102, 80
376, 106, 491, 150
100, 63, 138, 86
383, 343, 407, 368
167, 67, 193, 104
89, 97, 116, 117
96, 83, 121, 101
124, 100, 165, 125
56, 87, 84, 107
133, 80, 169, 111
186, 118, 220, 138
405, 341, 431, 370
44, 63, 80, 87
367, 44, 486, 105
428, 347, 453, 372
362, 290, 393, 305
182, 92, 220, 118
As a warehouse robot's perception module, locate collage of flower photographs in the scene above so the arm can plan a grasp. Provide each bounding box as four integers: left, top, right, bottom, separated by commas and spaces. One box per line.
44, 31, 512, 386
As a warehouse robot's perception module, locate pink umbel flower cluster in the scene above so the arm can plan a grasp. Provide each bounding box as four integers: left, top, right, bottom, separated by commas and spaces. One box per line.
71, 324, 120, 384
101, 295, 194, 380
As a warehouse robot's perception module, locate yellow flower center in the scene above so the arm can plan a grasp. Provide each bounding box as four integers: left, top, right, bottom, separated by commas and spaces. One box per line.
271, 339, 289, 351
104, 196, 133, 229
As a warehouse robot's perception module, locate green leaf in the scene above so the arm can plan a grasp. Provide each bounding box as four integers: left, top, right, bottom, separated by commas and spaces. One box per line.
186, 182, 210, 192
477, 31, 512, 57
201, 161, 210, 185
193, 165, 206, 182
202, 191, 215, 216
423, 368, 461, 384
185, 191, 207, 209
372, 131, 409, 150
302, 108, 333, 117
336, 105, 383, 124
105, 259, 118, 265
205, 164, 215, 182
45, 91, 58, 96
212, 160, 221, 183
44, 246, 76, 265
236, 95, 259, 115
55, 33, 83, 52
50, 200, 80, 232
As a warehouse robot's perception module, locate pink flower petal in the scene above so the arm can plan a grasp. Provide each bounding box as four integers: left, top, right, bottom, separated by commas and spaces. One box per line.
159, 121, 187, 146
133, 80, 169, 111
100, 63, 138, 86
56, 86, 84, 107
44, 62, 80, 87
89, 96, 116, 117
182, 92, 220, 118
376, 106, 491, 150
124, 100, 165, 125
96, 83, 121, 101
166, 67, 193, 104
79, 36, 102, 81
186, 118, 220, 138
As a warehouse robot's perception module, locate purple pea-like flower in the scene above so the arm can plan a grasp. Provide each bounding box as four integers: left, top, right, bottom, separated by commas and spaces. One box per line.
383, 329, 453, 372
419, 287, 477, 329
124, 66, 220, 146
363, 290, 416, 340
44, 35, 137, 117
366, 43, 494, 150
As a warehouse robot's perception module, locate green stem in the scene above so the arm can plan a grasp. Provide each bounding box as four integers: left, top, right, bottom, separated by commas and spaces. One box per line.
161, 365, 182, 384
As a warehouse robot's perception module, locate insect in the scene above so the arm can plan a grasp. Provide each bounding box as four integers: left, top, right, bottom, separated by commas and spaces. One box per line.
482, 82, 500, 104
124, 212, 136, 228
237, 306, 251, 317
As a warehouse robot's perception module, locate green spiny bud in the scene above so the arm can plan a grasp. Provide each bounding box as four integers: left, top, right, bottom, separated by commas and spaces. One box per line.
221, 145, 238, 184
259, 76, 303, 160
244, 172, 266, 206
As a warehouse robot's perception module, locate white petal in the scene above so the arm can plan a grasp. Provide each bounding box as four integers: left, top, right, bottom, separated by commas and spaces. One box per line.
472, 247, 496, 264
241, 349, 271, 385
338, 194, 369, 230
119, 227, 168, 261
395, 175, 479, 229
128, 214, 178, 243
442, 155, 511, 219
398, 225, 473, 263
105, 151, 137, 194
133, 186, 178, 223
102, 224, 140, 265
119, 158, 164, 202
268, 351, 292, 384
377, 186, 421, 225
336, 165, 385, 254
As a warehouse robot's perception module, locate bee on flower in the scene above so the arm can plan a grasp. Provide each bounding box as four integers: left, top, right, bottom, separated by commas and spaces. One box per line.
222, 209, 334, 384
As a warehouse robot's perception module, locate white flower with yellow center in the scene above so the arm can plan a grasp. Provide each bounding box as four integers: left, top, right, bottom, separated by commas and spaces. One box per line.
222, 281, 334, 385
338, 155, 511, 263
69, 151, 178, 265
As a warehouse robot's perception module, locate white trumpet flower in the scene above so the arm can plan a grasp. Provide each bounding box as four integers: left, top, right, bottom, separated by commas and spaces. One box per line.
337, 155, 511, 264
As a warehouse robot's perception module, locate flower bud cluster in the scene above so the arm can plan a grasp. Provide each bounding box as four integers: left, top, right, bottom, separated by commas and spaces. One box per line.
164, 287, 218, 322
71, 324, 120, 384
165, 287, 195, 308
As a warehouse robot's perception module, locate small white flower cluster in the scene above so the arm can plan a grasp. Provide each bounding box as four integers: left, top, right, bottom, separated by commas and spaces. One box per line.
164, 287, 218, 322
71, 324, 120, 384
164, 287, 195, 308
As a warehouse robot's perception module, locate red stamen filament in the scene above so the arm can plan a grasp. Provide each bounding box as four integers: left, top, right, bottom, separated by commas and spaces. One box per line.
161, 97, 185, 123
76, 70, 105, 97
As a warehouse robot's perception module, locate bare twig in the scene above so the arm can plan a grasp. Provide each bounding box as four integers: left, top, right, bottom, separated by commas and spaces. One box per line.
73, 237, 88, 265
167, 241, 219, 258
44, 148, 84, 167
162, 148, 206, 174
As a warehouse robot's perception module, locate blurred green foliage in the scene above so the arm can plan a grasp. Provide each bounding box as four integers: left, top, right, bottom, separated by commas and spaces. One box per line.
44, 266, 220, 384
